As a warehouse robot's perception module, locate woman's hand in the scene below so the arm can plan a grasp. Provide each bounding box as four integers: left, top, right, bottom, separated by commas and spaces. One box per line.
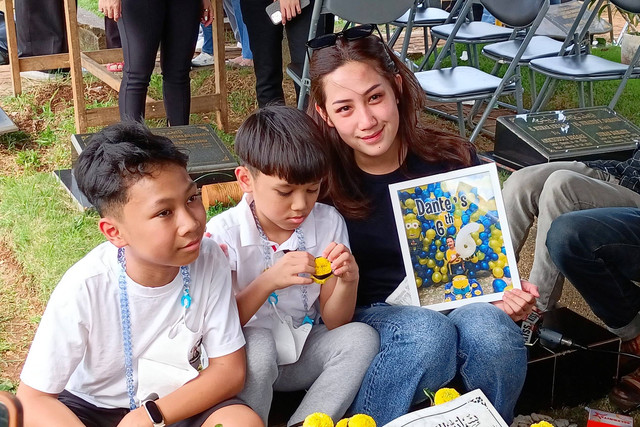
201, 0, 213, 26
323, 242, 359, 287
99, 0, 122, 22
279, 0, 302, 24
493, 280, 539, 322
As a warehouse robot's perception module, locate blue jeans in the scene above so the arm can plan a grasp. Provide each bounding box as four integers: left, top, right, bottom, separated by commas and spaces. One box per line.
351, 303, 527, 425
201, 0, 252, 59
547, 207, 640, 341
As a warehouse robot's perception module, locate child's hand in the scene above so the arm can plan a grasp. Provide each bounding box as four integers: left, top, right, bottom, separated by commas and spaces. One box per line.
265, 251, 315, 291
323, 242, 359, 285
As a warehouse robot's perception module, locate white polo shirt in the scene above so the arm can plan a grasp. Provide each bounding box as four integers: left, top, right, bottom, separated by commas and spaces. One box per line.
206, 194, 350, 329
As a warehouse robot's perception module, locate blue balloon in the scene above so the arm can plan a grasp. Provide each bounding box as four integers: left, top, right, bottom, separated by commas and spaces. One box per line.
429, 244, 437, 252
495, 222, 501, 230
415, 187, 423, 195
426, 268, 434, 276
479, 232, 488, 240
504, 266, 511, 278
482, 218, 492, 229
501, 247, 507, 255
420, 251, 427, 258
462, 214, 470, 224
479, 244, 489, 253
447, 226, 456, 235
490, 252, 499, 261
439, 245, 446, 252
469, 203, 478, 212
481, 261, 489, 270
492, 279, 508, 292
468, 270, 476, 278
436, 260, 444, 267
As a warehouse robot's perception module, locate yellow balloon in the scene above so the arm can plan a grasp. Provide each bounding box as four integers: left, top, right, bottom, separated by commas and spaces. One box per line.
475, 238, 482, 246
477, 252, 485, 260
435, 251, 444, 261
416, 277, 423, 288
478, 224, 485, 233
440, 266, 448, 274
405, 199, 416, 209
427, 259, 436, 268
419, 257, 428, 265
493, 267, 504, 278
496, 259, 505, 268
488, 261, 496, 269
426, 229, 436, 240
454, 218, 462, 229
432, 272, 442, 283
441, 273, 449, 283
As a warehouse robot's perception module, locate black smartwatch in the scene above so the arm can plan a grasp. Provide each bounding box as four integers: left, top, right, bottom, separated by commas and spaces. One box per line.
142, 393, 165, 427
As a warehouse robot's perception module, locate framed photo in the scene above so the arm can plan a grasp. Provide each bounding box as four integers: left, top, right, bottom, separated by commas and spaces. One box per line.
388, 163, 520, 311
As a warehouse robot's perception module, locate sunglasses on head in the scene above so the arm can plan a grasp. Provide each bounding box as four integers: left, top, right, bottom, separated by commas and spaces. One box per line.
306, 24, 379, 50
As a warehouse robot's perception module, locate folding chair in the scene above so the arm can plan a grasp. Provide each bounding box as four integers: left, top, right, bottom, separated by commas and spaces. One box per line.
287, 0, 414, 109
529, 0, 640, 112
387, 0, 451, 64
0, 392, 23, 427
420, 0, 513, 70
415, 0, 550, 142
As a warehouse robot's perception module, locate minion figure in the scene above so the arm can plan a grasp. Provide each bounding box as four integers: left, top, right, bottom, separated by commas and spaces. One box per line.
404, 213, 423, 254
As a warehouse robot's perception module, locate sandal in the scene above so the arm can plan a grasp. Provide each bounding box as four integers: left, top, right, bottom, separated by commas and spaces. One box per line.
609, 369, 640, 412
106, 62, 124, 72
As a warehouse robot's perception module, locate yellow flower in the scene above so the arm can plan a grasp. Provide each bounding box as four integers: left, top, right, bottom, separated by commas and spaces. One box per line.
335, 414, 376, 427
303, 412, 334, 427
434, 388, 461, 405
531, 422, 554, 427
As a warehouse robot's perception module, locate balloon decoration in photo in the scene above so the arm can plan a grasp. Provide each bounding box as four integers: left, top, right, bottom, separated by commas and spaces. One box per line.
398, 180, 512, 302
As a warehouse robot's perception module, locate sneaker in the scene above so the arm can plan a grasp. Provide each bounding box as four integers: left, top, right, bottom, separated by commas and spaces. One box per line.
191, 52, 214, 67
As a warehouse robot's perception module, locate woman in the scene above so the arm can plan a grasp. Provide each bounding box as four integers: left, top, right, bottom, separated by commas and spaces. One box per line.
99, 0, 212, 125
306, 25, 539, 425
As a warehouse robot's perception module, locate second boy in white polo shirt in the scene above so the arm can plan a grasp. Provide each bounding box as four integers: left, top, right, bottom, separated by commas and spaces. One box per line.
206, 106, 379, 427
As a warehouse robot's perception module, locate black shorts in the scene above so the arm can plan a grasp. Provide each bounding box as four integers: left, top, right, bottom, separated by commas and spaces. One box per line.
58, 390, 248, 427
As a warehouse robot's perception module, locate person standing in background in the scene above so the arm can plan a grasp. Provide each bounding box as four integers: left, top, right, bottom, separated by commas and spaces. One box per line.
100, 0, 211, 125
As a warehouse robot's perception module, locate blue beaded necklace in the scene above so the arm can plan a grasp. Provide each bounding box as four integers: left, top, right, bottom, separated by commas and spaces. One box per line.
249, 201, 313, 323
117, 247, 192, 410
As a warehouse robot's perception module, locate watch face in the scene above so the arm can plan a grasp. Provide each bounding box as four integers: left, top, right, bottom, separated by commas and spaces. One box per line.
144, 400, 164, 424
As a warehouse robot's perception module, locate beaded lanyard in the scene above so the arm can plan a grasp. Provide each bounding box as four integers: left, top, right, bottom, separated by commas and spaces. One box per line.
117, 247, 192, 410
249, 201, 313, 324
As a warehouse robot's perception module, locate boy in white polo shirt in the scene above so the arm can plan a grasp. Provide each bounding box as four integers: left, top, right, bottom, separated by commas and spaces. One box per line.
17, 122, 262, 427
206, 105, 379, 427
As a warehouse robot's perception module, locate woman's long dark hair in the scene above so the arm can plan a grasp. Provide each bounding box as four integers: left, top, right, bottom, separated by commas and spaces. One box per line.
307, 34, 475, 219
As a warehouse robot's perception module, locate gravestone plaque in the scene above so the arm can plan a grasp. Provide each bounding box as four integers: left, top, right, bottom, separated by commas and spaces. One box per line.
494, 106, 640, 169
536, 1, 612, 40
71, 124, 238, 185
60, 124, 238, 209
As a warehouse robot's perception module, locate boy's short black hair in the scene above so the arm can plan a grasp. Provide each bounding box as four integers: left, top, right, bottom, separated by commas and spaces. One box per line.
235, 105, 328, 185
75, 121, 189, 217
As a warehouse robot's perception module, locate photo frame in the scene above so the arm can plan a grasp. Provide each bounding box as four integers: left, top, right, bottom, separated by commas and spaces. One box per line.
388, 163, 521, 311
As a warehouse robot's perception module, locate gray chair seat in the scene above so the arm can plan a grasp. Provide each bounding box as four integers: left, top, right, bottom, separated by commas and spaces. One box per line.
393, 6, 449, 25
483, 36, 565, 63
529, 54, 635, 78
416, 66, 516, 98
431, 22, 512, 42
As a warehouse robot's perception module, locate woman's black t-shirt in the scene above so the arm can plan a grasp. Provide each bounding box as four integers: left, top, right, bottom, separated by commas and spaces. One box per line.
345, 150, 479, 307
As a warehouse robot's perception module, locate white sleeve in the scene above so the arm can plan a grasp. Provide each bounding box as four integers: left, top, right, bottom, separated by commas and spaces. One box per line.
206, 218, 238, 271
200, 245, 245, 359
20, 277, 90, 393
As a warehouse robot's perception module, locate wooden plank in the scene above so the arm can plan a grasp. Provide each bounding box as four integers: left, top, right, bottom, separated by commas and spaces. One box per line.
3, 0, 22, 95
81, 52, 122, 92
64, 0, 88, 133
18, 54, 70, 72
83, 48, 124, 65
212, 0, 228, 132
85, 94, 224, 127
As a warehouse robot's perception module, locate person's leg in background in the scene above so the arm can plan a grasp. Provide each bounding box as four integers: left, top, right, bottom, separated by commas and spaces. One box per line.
117, 0, 165, 122
16, 0, 67, 57
284, 0, 314, 105
241, 0, 285, 106
228, 0, 254, 66
104, 17, 124, 72
160, 0, 201, 125
547, 208, 640, 341
192, 23, 215, 66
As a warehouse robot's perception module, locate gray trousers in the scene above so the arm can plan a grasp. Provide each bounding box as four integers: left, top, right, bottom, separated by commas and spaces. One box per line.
240, 322, 379, 427
502, 161, 640, 311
